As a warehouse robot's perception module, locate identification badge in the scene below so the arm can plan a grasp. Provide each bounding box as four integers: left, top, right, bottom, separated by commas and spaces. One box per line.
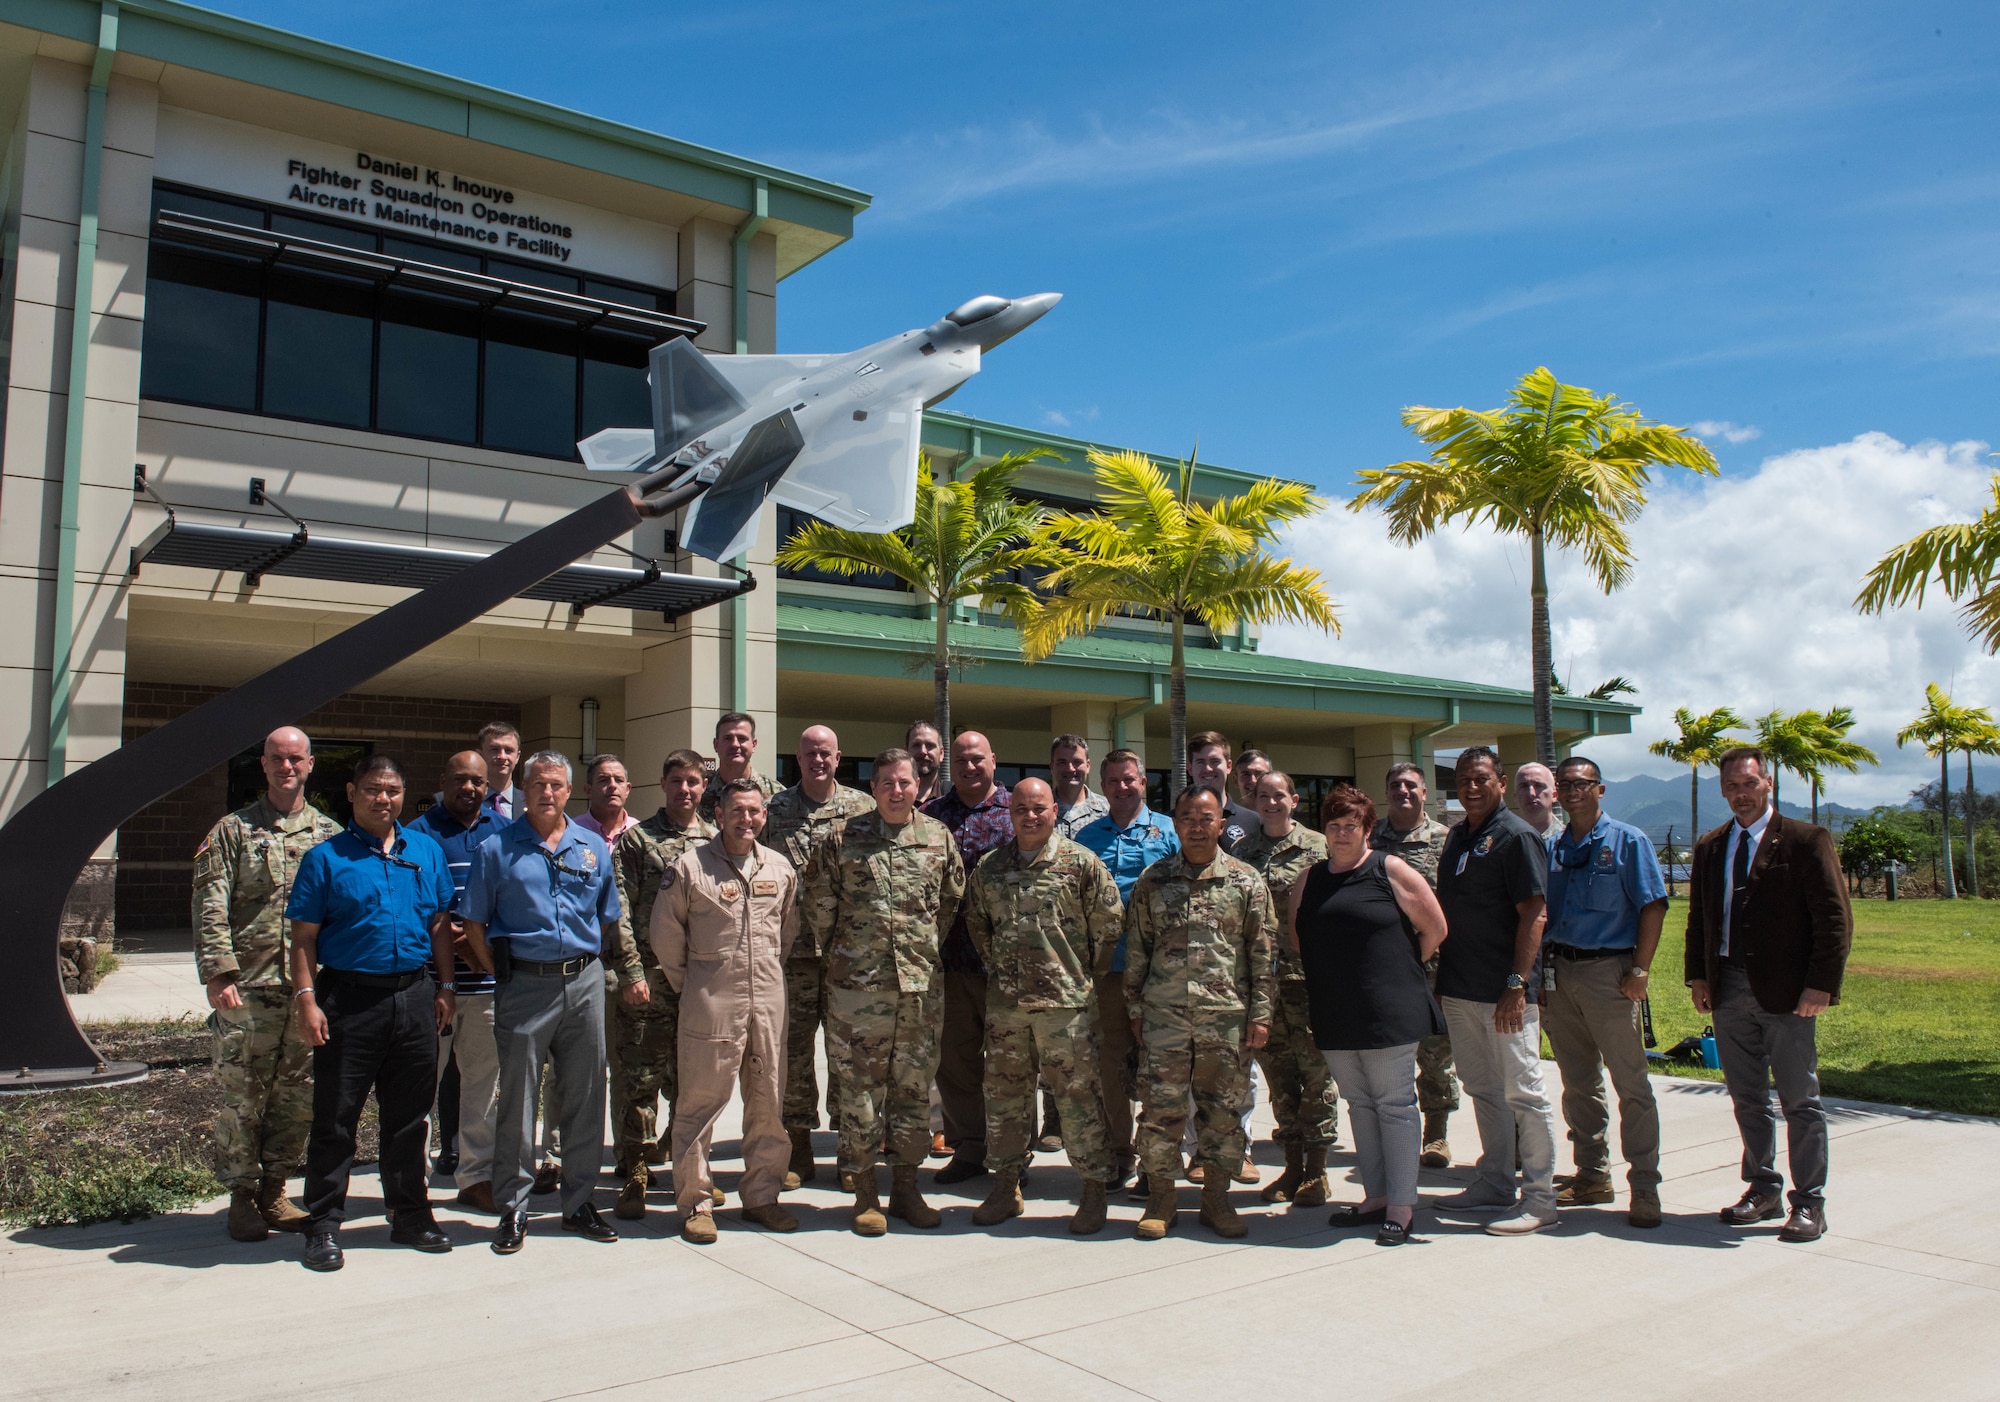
752, 879, 778, 897
720, 882, 742, 902
1455, 853, 1469, 875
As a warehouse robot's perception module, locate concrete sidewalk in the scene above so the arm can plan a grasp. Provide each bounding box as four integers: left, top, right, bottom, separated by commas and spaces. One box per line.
5, 1056, 1995, 1402
70, 948, 208, 1025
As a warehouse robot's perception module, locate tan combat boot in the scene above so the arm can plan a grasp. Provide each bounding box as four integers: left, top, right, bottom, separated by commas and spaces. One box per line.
257, 1177, 310, 1233
972, 1170, 1024, 1227
1069, 1180, 1108, 1235
1198, 1169, 1248, 1239
1420, 1112, 1452, 1168
1261, 1143, 1305, 1203
1293, 1146, 1330, 1208
741, 1202, 799, 1233
851, 1171, 887, 1237
681, 1210, 717, 1245
227, 1188, 269, 1242
1135, 1175, 1178, 1240
785, 1126, 816, 1190
614, 1169, 648, 1220
887, 1165, 942, 1228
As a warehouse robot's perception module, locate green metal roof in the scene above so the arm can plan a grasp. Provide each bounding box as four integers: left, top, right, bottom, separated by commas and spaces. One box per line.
921, 410, 1298, 500
776, 603, 1638, 735
14, 0, 869, 243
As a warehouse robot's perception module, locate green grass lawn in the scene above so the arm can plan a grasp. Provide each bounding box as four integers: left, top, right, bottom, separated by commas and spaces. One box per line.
1631, 898, 2000, 1117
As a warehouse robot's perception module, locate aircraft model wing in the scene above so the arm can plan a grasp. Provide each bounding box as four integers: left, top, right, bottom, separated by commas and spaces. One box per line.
680, 409, 808, 561
770, 399, 923, 534
706, 353, 841, 404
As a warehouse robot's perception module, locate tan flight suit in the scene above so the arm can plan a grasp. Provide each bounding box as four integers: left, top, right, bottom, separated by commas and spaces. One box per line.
652, 837, 799, 1218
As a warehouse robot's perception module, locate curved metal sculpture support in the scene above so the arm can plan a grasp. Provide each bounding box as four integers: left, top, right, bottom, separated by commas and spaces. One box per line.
0, 470, 702, 1088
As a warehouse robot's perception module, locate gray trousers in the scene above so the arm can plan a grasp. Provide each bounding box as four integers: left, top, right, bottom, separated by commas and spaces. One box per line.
1325, 1044, 1421, 1208
436, 992, 499, 1191
493, 965, 607, 1217
1442, 996, 1558, 1213
1542, 955, 1661, 1192
1713, 966, 1828, 1209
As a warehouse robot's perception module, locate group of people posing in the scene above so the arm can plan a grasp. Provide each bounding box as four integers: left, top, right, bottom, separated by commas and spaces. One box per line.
194, 716, 1851, 1271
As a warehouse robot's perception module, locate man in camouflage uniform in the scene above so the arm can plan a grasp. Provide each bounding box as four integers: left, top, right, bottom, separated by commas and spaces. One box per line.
963, 779, 1124, 1234
1124, 785, 1276, 1241
698, 711, 781, 823
764, 724, 875, 1187
1371, 761, 1458, 1167
609, 748, 716, 1219
800, 748, 965, 1236
1232, 771, 1336, 1208
194, 725, 340, 1241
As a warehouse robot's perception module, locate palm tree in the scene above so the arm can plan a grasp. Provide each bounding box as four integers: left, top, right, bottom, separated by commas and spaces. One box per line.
1896, 683, 1993, 899
1551, 673, 1637, 701
1649, 706, 1745, 841
775, 451, 1052, 784
1019, 449, 1338, 798
1351, 368, 1717, 763
1754, 710, 1816, 813
1797, 706, 1880, 827
1958, 718, 2000, 898
1856, 470, 2000, 650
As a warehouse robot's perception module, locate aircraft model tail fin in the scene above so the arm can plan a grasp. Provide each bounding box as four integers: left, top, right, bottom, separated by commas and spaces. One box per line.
681, 408, 807, 561
653, 338, 750, 459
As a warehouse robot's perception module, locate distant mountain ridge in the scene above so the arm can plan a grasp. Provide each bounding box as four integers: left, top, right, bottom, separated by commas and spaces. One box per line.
1598, 772, 1869, 845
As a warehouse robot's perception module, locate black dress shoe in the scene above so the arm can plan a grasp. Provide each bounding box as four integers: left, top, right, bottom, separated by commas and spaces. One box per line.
562, 1203, 619, 1242
1329, 1204, 1389, 1228
1777, 1204, 1827, 1242
390, 1211, 453, 1253
934, 1156, 989, 1185
432, 1151, 458, 1178
491, 1209, 529, 1255
1719, 1189, 1785, 1225
1127, 1170, 1150, 1201
302, 1228, 344, 1272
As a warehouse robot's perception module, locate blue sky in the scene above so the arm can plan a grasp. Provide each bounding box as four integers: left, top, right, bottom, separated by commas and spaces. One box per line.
205, 1, 2000, 801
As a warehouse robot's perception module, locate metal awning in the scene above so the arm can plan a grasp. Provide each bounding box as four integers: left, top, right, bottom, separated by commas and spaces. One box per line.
131, 492, 752, 622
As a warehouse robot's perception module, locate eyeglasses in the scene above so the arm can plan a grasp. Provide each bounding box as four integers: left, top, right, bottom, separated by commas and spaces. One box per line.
1555, 779, 1601, 792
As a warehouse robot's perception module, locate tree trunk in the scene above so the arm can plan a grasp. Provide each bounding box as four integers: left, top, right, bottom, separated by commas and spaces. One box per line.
1940, 750, 1958, 899
1689, 763, 1700, 843
1530, 528, 1554, 765
1169, 611, 1188, 801
1771, 766, 1781, 813
1966, 748, 1979, 899
934, 601, 952, 788
1811, 776, 1820, 827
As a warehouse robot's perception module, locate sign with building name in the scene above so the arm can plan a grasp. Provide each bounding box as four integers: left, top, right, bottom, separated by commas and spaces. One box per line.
154, 108, 676, 287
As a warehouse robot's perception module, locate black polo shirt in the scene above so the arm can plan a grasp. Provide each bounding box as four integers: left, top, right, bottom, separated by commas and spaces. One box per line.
1435, 806, 1548, 1003
1220, 801, 1259, 854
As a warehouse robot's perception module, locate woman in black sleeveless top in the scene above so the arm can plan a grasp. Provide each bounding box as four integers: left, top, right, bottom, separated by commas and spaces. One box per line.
1288, 785, 1448, 1245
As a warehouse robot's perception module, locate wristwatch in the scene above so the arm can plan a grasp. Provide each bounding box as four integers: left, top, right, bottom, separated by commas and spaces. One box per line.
1628, 966, 1649, 980
1505, 973, 1527, 991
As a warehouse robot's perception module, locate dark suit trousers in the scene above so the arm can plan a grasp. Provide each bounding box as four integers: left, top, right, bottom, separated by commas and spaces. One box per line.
304, 974, 440, 1228
1713, 966, 1828, 1208
938, 970, 988, 1163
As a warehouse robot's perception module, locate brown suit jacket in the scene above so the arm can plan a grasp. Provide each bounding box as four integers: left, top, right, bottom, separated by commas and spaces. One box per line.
1684, 812, 1852, 1013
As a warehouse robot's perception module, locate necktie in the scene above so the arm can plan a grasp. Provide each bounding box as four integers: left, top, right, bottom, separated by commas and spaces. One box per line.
1728, 827, 1752, 954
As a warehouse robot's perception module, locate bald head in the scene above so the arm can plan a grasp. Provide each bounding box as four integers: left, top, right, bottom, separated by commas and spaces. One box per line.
1513, 761, 1557, 832
260, 727, 314, 814
440, 749, 490, 823
1010, 777, 1056, 850
797, 724, 842, 797
952, 731, 996, 803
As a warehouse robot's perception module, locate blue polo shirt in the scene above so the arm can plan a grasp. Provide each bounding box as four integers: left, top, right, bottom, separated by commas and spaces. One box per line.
1074, 805, 1180, 972
409, 804, 504, 994
287, 823, 453, 975
1546, 813, 1668, 952
460, 817, 621, 963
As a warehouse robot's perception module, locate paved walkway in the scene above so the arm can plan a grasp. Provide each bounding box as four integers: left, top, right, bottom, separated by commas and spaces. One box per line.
70, 948, 209, 1025
6, 1045, 1996, 1401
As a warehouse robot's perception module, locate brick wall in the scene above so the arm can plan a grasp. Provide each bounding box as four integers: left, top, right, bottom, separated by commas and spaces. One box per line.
114, 684, 522, 933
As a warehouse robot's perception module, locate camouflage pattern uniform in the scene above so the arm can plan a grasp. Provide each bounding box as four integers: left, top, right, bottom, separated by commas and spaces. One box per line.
764, 780, 875, 1131
801, 810, 965, 1174
699, 769, 780, 825
1123, 851, 1277, 1179
1232, 824, 1337, 1147
610, 807, 716, 1175
964, 833, 1124, 1180
1372, 813, 1458, 1113
193, 796, 340, 1190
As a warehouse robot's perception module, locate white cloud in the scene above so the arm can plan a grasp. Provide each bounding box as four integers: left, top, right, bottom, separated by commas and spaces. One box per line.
1266, 433, 2000, 808
1691, 419, 1763, 444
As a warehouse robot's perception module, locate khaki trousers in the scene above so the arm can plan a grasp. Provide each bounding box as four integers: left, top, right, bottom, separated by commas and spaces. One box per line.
671, 1008, 790, 1216
1541, 954, 1661, 1192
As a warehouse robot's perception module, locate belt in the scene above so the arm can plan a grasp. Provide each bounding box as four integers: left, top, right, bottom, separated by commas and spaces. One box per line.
322, 966, 431, 990
512, 953, 599, 978
1548, 945, 1634, 962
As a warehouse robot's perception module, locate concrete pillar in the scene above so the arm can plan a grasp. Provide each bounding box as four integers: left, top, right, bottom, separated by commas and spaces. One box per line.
521, 692, 626, 768
1048, 700, 1114, 763
1351, 723, 1416, 806
0, 60, 155, 835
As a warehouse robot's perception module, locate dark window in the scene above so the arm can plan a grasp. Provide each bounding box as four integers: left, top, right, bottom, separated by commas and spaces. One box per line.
262, 269, 374, 427
489, 259, 578, 293
139, 247, 261, 410
270, 213, 377, 250
483, 310, 579, 458
378, 292, 479, 443
581, 331, 653, 441
384, 237, 480, 271
227, 740, 373, 826
774, 505, 909, 590
587, 280, 658, 311
153, 186, 264, 227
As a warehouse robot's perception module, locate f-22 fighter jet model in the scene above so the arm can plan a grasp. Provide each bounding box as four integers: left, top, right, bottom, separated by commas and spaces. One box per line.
578, 292, 1062, 561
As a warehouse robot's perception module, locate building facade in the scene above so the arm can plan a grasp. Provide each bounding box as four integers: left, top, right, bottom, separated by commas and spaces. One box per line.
0, 3, 1634, 937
